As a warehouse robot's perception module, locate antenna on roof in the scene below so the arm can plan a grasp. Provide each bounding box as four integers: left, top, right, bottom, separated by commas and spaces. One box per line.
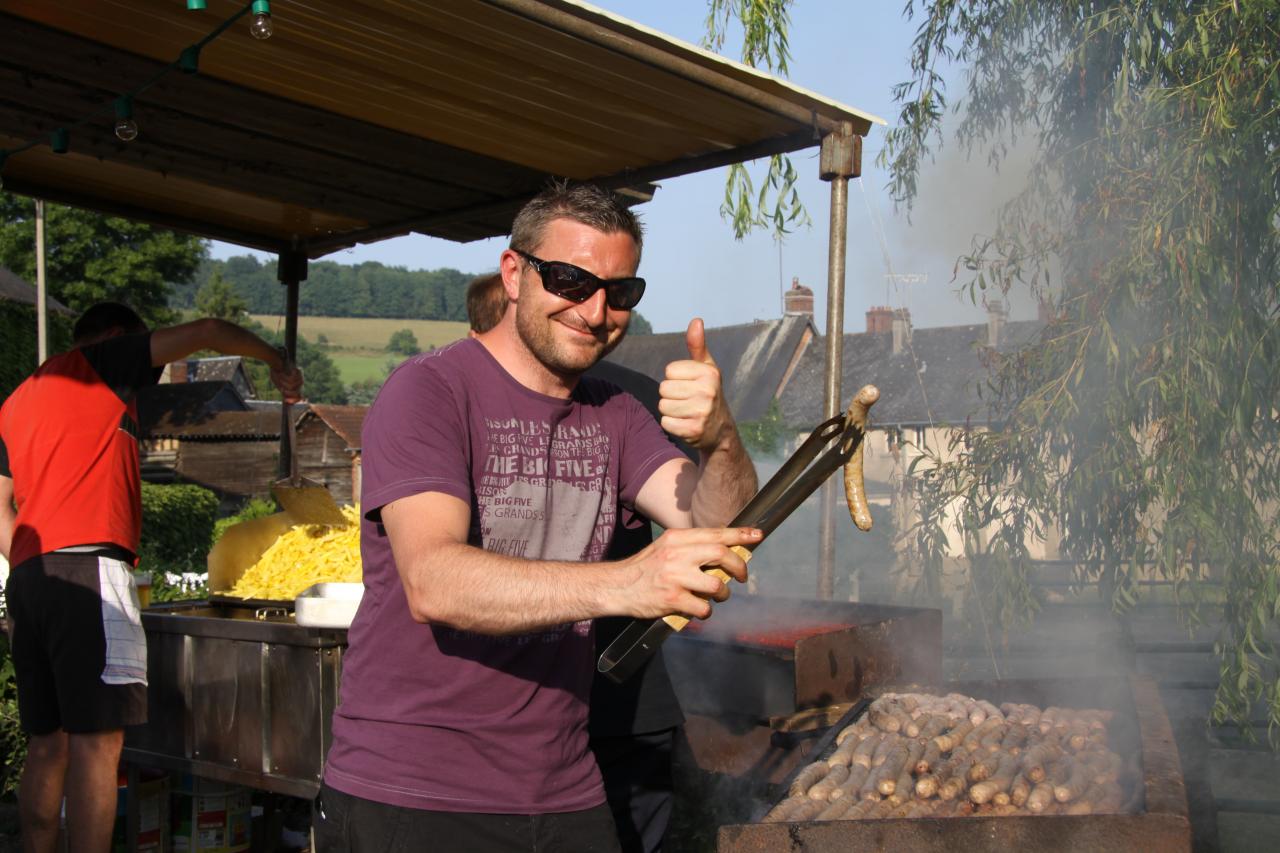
885, 272, 927, 315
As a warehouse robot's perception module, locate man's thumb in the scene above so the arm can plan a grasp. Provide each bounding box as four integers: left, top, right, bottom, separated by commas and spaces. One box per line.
686, 318, 713, 364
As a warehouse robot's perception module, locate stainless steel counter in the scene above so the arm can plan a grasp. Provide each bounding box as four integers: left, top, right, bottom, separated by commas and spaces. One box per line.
123, 602, 346, 799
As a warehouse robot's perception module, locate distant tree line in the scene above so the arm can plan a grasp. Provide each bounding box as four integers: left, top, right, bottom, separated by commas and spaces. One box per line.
171, 255, 655, 333
171, 256, 474, 321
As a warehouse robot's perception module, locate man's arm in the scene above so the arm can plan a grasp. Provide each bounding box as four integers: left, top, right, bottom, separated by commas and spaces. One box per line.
381, 490, 758, 635
150, 318, 303, 401
0, 475, 14, 563
638, 318, 758, 528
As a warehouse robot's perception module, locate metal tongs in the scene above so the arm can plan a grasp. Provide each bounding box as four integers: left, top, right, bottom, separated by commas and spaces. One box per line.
597, 409, 868, 683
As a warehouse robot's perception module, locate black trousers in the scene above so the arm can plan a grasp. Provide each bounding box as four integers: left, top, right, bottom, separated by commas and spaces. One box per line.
314, 783, 622, 853
590, 728, 676, 853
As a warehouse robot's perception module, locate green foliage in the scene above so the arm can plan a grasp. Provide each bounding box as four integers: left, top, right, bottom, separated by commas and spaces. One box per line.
884, 0, 1280, 743
172, 256, 474, 321
628, 311, 654, 335
0, 300, 73, 399
701, 1, 810, 239
194, 269, 248, 322
0, 637, 26, 797
139, 483, 219, 568
239, 319, 348, 405
738, 399, 786, 457
0, 193, 206, 326
386, 327, 421, 356
346, 377, 384, 406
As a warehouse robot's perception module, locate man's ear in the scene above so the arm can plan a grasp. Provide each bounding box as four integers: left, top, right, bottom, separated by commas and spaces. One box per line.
499, 250, 524, 303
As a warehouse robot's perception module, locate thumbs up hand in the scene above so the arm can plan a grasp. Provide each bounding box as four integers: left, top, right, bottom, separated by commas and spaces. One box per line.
659, 318, 734, 453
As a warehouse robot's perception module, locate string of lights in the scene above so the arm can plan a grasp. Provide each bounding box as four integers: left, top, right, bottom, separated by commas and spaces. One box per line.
0, 1, 274, 187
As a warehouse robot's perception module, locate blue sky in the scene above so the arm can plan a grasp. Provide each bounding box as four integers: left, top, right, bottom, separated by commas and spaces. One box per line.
211, 1, 1032, 335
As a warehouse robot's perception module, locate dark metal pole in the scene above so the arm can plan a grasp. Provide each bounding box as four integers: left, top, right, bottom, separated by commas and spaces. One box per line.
817, 126, 861, 599
277, 249, 307, 479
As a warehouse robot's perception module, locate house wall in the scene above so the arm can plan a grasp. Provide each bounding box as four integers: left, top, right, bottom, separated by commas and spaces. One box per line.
175, 440, 278, 500
294, 418, 357, 506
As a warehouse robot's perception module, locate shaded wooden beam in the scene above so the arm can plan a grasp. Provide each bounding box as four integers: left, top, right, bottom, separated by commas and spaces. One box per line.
307, 128, 815, 254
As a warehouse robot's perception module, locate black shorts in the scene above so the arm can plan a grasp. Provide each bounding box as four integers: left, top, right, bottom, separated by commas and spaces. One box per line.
7, 549, 148, 734
314, 783, 622, 853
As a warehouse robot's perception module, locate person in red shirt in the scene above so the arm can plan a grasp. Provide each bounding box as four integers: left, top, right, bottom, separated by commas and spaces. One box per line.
0, 302, 302, 853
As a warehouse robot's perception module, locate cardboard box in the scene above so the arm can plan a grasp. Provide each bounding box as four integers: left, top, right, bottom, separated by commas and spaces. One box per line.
172, 777, 251, 853
113, 774, 170, 853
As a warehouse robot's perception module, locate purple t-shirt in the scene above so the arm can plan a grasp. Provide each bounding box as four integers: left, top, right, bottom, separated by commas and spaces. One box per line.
324, 338, 682, 813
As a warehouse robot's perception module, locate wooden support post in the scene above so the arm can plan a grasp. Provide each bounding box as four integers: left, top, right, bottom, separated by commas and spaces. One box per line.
277, 249, 307, 479
817, 125, 861, 600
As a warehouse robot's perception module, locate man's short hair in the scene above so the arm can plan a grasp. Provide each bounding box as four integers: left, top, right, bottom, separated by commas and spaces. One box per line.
73, 302, 147, 344
466, 272, 507, 334
509, 181, 644, 261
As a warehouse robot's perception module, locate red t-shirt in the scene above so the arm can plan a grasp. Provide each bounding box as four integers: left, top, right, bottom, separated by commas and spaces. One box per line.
0, 333, 158, 567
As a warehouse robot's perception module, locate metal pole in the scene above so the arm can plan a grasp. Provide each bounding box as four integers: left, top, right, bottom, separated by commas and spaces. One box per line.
817, 127, 861, 600
277, 249, 307, 479
35, 199, 47, 364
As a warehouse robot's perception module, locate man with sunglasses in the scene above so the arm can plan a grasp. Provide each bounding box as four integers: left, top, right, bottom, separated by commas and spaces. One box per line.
318, 183, 759, 852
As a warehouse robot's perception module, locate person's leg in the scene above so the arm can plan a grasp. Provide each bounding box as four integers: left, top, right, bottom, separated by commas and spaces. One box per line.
18, 730, 69, 853
314, 783, 535, 853
535, 803, 622, 853
592, 729, 675, 853
62, 729, 124, 853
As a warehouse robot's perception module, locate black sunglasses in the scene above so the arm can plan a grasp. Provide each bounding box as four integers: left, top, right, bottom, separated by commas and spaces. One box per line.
514, 249, 646, 311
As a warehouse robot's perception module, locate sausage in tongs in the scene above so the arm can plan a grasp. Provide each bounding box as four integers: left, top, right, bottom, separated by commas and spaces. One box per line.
841, 385, 880, 531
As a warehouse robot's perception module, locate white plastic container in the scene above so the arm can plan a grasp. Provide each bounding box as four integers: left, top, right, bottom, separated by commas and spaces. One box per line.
294, 582, 364, 629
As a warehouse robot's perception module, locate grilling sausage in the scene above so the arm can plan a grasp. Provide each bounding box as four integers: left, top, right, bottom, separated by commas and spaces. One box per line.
788, 761, 829, 798
842, 384, 879, 531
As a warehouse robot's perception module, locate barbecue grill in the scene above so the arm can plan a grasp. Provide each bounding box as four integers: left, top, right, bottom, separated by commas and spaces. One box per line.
715, 676, 1191, 853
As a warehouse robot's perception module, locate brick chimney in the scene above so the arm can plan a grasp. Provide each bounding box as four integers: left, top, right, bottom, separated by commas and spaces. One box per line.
784, 276, 814, 316
987, 299, 1008, 348
166, 360, 189, 383
866, 305, 894, 334
891, 308, 912, 354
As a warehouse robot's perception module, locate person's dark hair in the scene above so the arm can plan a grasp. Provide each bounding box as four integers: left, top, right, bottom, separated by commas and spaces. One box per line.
510, 180, 644, 262
73, 302, 147, 344
465, 272, 507, 334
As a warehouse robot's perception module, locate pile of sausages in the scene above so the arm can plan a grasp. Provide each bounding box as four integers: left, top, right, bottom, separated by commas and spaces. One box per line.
762, 691, 1129, 823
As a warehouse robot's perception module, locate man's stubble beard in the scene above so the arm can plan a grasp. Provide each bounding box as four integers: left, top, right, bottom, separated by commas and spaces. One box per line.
514, 301, 628, 378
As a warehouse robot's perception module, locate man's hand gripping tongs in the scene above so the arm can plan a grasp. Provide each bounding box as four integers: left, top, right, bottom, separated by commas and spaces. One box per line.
597, 385, 880, 683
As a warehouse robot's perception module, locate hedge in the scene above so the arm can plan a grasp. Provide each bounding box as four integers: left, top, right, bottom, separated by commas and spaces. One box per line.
139, 482, 219, 567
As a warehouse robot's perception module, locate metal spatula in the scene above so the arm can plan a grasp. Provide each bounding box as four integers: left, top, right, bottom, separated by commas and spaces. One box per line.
272, 399, 348, 526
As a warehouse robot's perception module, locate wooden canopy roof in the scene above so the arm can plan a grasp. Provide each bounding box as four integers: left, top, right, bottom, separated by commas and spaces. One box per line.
0, 0, 881, 258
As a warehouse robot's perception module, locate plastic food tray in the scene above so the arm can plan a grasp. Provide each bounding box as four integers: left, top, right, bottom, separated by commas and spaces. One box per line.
294, 582, 363, 629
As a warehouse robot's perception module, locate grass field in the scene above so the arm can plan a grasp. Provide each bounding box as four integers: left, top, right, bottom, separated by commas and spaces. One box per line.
251, 315, 469, 385
250, 315, 469, 353
329, 353, 399, 383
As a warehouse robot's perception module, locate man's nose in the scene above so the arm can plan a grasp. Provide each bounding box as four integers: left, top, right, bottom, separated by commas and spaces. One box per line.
578, 287, 608, 327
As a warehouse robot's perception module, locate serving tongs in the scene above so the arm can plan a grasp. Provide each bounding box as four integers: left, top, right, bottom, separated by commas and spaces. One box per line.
597, 407, 869, 684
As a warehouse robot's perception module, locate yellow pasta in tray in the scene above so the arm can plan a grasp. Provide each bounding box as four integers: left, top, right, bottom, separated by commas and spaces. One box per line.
228, 505, 362, 600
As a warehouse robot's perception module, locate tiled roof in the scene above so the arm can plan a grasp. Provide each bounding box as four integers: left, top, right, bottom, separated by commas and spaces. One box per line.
138, 381, 248, 437
145, 409, 282, 440
778, 320, 1043, 429
304, 404, 368, 450
0, 266, 72, 313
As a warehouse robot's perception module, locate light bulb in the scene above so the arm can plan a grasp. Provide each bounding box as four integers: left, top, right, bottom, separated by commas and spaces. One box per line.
249, 1, 273, 39
249, 12, 273, 39
114, 97, 138, 141
186, 0, 207, 10
115, 117, 139, 142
